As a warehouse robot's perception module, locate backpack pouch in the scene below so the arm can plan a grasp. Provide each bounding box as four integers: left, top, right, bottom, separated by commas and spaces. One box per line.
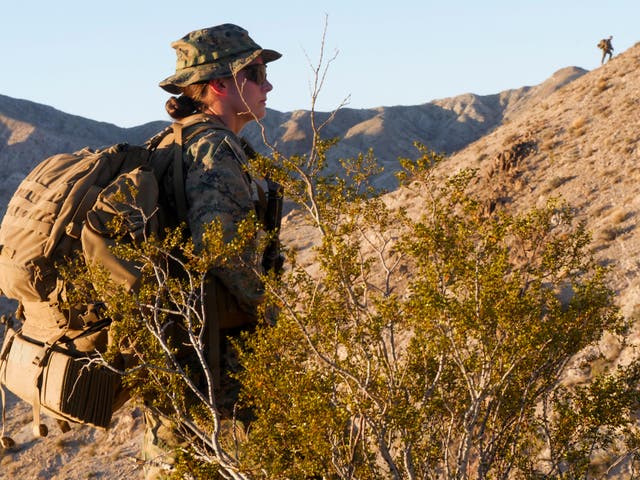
82, 166, 160, 293
0, 329, 116, 429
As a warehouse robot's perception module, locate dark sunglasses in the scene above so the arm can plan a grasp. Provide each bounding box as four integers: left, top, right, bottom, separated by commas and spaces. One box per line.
242, 64, 267, 85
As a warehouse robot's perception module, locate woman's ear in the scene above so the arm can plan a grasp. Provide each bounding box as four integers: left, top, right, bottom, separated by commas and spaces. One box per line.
209, 78, 226, 96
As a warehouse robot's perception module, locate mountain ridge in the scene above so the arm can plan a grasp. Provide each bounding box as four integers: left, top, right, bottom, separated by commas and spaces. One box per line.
0, 65, 587, 202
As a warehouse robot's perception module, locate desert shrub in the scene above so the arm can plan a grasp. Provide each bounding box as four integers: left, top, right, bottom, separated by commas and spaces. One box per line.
546, 175, 573, 191
79, 123, 640, 479
598, 226, 623, 242
233, 144, 640, 478
570, 117, 587, 137
609, 208, 631, 225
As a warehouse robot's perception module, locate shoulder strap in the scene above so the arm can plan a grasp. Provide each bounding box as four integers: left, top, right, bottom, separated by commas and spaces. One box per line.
171, 122, 188, 225
148, 114, 239, 225
170, 115, 239, 224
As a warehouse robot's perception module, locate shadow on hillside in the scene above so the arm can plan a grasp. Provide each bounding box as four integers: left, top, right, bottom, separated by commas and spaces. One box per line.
0, 121, 10, 154
255, 104, 498, 159
243, 103, 500, 192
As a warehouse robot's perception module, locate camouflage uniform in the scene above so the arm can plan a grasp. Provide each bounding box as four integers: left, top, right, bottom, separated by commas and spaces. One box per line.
142, 24, 281, 479
184, 121, 266, 314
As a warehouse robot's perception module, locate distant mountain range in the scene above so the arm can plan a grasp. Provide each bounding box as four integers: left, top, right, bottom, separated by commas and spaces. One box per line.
0, 65, 585, 208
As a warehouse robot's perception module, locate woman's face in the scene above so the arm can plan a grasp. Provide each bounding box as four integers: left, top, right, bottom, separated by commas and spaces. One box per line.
230, 58, 273, 121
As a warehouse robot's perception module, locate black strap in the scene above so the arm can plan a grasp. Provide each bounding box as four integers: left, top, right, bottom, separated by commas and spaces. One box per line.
171, 123, 189, 225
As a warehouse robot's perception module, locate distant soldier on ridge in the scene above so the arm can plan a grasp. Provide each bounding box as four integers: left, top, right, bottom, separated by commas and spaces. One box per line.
597, 35, 614, 64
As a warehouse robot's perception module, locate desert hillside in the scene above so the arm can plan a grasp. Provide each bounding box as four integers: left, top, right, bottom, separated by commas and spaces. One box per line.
442, 41, 640, 323
368, 42, 640, 384
3, 42, 639, 478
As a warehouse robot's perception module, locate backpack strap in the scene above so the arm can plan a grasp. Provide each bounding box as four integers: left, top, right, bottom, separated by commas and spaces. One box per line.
148, 115, 234, 225
170, 115, 245, 390
171, 115, 237, 224
169, 120, 220, 225
0, 328, 16, 447
30, 328, 69, 437
171, 122, 189, 225
0, 386, 15, 449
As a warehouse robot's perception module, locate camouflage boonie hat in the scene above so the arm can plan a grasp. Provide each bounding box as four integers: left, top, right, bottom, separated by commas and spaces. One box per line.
159, 24, 281, 94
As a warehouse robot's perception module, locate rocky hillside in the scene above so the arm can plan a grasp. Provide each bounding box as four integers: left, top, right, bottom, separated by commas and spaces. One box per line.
6, 46, 639, 479
440, 42, 640, 323
283, 39, 640, 406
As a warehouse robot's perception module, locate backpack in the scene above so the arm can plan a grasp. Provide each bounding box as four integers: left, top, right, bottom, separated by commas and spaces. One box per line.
0, 115, 225, 444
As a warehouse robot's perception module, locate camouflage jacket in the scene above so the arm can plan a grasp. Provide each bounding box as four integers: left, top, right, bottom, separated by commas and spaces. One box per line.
181, 118, 265, 315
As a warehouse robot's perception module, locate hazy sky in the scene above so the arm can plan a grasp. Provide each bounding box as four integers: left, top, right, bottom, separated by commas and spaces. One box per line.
2, 0, 637, 127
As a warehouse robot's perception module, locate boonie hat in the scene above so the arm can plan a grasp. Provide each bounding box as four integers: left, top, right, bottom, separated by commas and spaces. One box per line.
159, 24, 281, 94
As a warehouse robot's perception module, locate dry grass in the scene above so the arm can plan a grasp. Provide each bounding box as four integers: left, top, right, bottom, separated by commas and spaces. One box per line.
609, 207, 630, 224
545, 175, 572, 192
591, 204, 612, 218
55, 437, 68, 451
570, 116, 587, 137
0, 453, 19, 475
595, 77, 610, 93
597, 226, 622, 242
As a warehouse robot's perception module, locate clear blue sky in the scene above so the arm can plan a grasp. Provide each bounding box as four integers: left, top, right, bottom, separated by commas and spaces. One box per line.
2, 0, 637, 127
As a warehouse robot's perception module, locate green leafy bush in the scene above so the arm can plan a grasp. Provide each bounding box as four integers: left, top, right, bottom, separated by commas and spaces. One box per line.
235, 145, 640, 479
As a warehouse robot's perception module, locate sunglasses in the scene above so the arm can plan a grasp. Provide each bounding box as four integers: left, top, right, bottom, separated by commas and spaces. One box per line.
242, 64, 267, 85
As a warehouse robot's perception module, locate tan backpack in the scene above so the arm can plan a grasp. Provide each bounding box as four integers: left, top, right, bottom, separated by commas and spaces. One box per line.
0, 115, 226, 444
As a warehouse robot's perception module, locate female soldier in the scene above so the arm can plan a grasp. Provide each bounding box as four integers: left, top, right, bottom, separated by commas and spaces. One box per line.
143, 23, 281, 478
159, 23, 281, 318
